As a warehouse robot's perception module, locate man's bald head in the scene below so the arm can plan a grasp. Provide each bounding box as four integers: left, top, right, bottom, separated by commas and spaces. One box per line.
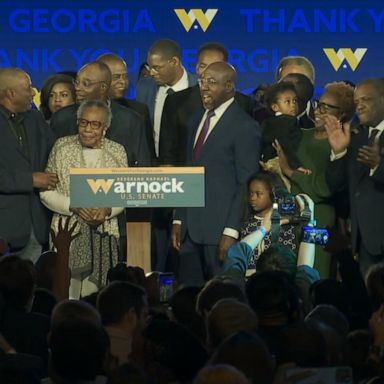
96, 54, 129, 99
0, 68, 27, 91
0, 68, 35, 112
205, 62, 237, 83
199, 62, 236, 110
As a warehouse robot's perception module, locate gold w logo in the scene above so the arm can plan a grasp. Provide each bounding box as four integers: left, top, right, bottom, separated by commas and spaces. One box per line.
86, 179, 114, 194
174, 9, 218, 32
323, 48, 367, 71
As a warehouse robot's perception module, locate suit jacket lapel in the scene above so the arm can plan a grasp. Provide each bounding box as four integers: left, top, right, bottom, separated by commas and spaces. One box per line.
198, 104, 235, 160
187, 111, 205, 163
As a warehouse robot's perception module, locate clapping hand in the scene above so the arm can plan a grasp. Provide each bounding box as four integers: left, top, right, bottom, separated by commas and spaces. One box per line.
357, 134, 381, 169
324, 115, 351, 154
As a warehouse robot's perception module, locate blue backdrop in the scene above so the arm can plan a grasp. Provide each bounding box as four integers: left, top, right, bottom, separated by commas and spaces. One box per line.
1, 0, 382, 96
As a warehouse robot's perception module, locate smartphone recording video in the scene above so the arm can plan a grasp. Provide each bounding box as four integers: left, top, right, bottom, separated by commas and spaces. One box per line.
302, 226, 329, 246
159, 272, 174, 303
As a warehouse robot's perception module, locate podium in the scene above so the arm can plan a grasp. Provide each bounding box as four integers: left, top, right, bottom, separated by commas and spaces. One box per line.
70, 166, 205, 274
126, 208, 151, 273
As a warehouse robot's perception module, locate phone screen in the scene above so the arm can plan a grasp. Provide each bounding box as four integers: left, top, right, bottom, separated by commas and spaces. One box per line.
159, 273, 174, 303
302, 226, 329, 246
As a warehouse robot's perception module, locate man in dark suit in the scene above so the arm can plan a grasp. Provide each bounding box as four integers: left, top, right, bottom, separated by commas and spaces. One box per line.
0, 68, 57, 262
96, 53, 156, 163
136, 39, 197, 271
172, 62, 261, 286
325, 78, 384, 275
159, 42, 254, 166
136, 38, 197, 161
50, 61, 150, 166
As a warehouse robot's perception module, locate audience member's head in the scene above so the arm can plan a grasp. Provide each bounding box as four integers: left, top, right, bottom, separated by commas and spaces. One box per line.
51, 299, 101, 329
310, 279, 351, 320
209, 331, 275, 384
97, 53, 129, 99
39, 73, 75, 120
196, 277, 246, 318
194, 364, 250, 384
276, 56, 315, 83
0, 256, 35, 311
206, 298, 258, 350
263, 82, 298, 117
344, 330, 374, 383
257, 245, 297, 279
74, 61, 112, 103
109, 361, 148, 384
49, 320, 109, 382
0, 68, 36, 113
305, 304, 349, 339
97, 281, 148, 332
144, 319, 208, 383
366, 262, 384, 311
170, 286, 205, 342
34, 251, 58, 291
246, 271, 300, 326
278, 321, 327, 366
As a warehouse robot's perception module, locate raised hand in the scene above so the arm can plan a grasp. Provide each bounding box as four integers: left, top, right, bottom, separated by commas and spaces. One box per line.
50, 216, 80, 251
324, 114, 351, 154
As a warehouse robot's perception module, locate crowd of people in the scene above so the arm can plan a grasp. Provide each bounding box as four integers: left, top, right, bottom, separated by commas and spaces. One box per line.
0, 37, 384, 383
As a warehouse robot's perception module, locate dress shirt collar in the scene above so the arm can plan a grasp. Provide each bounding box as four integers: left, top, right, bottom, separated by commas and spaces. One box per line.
205, 97, 235, 120
369, 120, 384, 134
164, 67, 189, 93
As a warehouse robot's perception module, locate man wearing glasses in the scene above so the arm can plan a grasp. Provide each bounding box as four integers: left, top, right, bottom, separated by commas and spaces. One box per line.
136, 39, 197, 273
50, 60, 151, 167
326, 78, 384, 275
159, 42, 253, 167
136, 38, 197, 161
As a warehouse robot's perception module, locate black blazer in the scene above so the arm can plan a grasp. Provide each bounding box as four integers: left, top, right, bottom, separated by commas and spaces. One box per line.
159, 85, 254, 166
0, 109, 53, 248
326, 127, 384, 255
115, 97, 156, 165
50, 101, 151, 166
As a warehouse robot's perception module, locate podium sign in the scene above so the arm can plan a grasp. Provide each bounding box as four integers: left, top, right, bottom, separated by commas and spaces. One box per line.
69, 167, 205, 208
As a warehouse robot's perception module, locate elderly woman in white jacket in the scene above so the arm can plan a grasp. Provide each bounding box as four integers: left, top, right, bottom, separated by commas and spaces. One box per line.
40, 100, 128, 299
